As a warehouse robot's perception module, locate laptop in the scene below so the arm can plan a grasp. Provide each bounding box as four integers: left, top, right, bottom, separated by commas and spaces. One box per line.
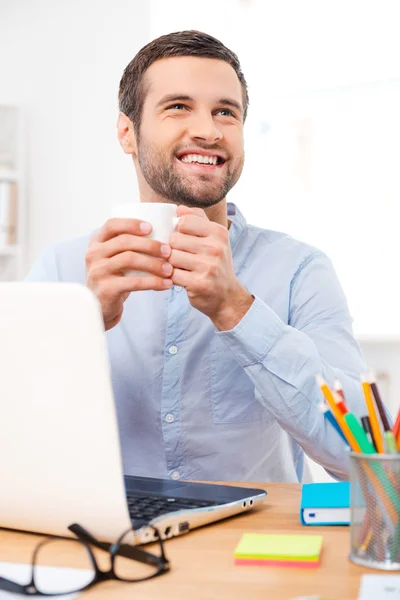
0, 283, 267, 544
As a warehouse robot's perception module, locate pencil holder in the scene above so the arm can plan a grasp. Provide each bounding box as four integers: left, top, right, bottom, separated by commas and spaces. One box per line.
349, 452, 400, 570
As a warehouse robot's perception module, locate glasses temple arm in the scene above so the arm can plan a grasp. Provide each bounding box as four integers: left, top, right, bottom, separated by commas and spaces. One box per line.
0, 576, 30, 594
68, 524, 168, 567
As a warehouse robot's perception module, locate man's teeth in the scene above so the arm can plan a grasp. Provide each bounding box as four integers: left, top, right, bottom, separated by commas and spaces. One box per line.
180, 154, 219, 165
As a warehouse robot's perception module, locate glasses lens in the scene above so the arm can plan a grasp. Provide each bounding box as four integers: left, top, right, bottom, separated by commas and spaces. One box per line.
114, 530, 164, 581
33, 538, 95, 594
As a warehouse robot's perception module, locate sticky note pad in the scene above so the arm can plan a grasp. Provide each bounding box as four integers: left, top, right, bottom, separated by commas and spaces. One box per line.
234, 533, 323, 568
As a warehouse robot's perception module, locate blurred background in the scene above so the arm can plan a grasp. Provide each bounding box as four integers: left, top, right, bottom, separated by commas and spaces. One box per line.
1, 1, 400, 478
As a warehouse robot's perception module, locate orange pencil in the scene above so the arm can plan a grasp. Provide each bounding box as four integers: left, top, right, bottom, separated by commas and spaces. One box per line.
393, 408, 400, 439
333, 380, 349, 414
394, 408, 400, 450
361, 376, 384, 453
316, 375, 361, 452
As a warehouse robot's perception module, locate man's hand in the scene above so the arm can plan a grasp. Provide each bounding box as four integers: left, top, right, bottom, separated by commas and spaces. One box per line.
86, 218, 173, 330
169, 206, 254, 331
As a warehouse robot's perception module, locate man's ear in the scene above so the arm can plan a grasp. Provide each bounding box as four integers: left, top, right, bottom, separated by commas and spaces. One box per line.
117, 112, 138, 155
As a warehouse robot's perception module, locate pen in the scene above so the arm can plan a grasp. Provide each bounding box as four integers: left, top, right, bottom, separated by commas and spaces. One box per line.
361, 376, 384, 453
368, 372, 392, 432
361, 415, 378, 452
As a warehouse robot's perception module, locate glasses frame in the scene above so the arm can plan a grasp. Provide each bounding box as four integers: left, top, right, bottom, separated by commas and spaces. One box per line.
0, 523, 170, 596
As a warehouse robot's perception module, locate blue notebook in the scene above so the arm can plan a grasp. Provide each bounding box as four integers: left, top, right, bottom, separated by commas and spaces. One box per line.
300, 482, 350, 526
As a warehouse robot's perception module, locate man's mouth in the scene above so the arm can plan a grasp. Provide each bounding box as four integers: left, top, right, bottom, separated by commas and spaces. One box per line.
176, 151, 226, 168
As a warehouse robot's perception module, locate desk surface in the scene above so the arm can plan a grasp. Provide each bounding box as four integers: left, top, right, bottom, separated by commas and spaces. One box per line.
0, 483, 371, 600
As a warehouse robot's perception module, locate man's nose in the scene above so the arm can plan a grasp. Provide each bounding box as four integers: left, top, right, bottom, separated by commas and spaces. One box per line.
188, 111, 223, 144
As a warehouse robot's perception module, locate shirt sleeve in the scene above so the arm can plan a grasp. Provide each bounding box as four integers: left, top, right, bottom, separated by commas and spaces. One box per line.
216, 251, 368, 480
24, 246, 60, 281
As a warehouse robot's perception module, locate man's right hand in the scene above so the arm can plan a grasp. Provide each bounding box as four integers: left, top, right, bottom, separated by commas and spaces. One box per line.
85, 218, 173, 331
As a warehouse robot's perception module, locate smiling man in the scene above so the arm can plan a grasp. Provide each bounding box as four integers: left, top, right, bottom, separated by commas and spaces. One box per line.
26, 31, 368, 483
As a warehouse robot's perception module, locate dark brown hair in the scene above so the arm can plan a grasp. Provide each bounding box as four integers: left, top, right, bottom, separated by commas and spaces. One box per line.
118, 30, 249, 132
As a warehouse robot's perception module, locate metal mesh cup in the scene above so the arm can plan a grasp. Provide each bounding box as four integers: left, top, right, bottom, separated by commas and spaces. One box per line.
349, 452, 400, 570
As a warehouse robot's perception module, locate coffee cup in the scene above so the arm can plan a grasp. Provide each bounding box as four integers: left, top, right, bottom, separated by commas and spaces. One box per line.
111, 202, 179, 276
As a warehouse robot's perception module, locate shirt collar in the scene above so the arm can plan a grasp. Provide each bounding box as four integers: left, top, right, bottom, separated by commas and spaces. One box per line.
227, 202, 246, 250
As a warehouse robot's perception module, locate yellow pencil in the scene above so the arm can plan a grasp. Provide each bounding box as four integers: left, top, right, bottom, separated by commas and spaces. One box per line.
316, 375, 361, 452
361, 376, 384, 454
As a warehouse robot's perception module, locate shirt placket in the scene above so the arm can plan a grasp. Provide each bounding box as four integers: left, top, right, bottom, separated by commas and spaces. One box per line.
161, 285, 188, 480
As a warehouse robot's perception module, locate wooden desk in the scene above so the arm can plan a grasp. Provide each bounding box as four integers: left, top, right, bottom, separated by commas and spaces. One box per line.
0, 483, 371, 599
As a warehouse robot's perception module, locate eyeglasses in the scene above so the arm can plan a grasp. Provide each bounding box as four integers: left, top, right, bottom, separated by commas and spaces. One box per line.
0, 523, 170, 596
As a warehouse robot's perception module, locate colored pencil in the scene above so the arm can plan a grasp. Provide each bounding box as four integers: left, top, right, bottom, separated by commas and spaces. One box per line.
333, 380, 348, 414
384, 430, 398, 454
318, 402, 349, 444
316, 376, 361, 452
361, 376, 384, 453
368, 372, 391, 432
393, 408, 400, 439
344, 413, 376, 453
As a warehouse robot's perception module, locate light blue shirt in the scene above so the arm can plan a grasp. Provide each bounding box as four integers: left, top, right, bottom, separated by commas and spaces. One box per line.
26, 204, 368, 483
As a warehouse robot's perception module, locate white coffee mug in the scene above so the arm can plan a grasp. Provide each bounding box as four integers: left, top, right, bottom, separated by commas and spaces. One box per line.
111, 202, 179, 276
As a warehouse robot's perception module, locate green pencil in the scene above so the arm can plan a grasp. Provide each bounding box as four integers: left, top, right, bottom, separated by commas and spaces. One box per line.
344, 413, 376, 454
383, 430, 398, 454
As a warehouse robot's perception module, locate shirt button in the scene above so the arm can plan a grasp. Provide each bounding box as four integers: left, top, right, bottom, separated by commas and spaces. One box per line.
175, 286, 182, 292
168, 345, 178, 355
171, 471, 180, 480
165, 413, 175, 423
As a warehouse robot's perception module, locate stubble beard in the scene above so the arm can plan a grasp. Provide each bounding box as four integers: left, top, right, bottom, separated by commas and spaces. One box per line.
137, 137, 244, 209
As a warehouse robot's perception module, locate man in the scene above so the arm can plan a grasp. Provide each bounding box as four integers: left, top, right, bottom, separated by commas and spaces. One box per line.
26, 30, 367, 482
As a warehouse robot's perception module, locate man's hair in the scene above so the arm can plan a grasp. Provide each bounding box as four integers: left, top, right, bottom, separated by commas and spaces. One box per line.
118, 30, 249, 132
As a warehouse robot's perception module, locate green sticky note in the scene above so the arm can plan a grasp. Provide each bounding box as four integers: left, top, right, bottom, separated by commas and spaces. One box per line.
234, 533, 323, 561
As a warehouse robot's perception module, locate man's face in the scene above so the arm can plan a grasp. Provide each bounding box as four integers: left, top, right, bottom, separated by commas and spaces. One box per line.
135, 56, 245, 208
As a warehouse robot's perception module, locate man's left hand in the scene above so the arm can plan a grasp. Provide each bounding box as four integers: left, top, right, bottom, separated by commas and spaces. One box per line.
168, 206, 254, 331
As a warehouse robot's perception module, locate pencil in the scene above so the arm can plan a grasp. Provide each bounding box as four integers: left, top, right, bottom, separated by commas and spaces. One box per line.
333, 380, 349, 414
383, 430, 398, 454
318, 402, 349, 444
393, 408, 400, 439
316, 375, 361, 452
368, 372, 391, 432
361, 376, 384, 453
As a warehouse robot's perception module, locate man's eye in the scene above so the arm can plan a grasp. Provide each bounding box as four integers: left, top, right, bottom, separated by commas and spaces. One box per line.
217, 108, 234, 117
166, 104, 186, 110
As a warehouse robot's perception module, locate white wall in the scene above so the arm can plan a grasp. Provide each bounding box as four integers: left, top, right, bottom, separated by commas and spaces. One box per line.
0, 0, 150, 269
149, 0, 400, 338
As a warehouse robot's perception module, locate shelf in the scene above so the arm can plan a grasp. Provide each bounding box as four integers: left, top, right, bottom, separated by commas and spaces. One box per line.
0, 170, 19, 182
0, 245, 19, 257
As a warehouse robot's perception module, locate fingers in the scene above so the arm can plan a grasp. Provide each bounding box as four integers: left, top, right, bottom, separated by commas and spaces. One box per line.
175, 214, 211, 237
94, 251, 173, 280
86, 217, 175, 331
174, 213, 229, 241
168, 248, 198, 271
88, 232, 171, 261
171, 268, 192, 289
169, 229, 228, 259
91, 218, 153, 244
176, 205, 207, 219
122, 275, 173, 292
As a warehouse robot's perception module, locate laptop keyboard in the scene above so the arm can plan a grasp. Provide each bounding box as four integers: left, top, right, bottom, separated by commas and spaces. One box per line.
126, 492, 217, 523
